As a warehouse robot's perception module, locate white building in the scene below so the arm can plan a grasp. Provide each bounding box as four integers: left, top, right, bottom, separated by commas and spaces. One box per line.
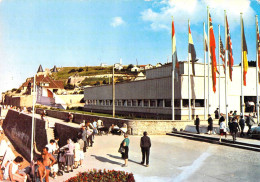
84, 61, 259, 120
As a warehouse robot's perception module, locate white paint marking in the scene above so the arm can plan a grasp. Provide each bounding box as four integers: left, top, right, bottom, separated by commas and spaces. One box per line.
173, 152, 211, 182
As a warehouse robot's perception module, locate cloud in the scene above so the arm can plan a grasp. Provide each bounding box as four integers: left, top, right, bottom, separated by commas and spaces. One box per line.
111, 17, 125, 27
141, 0, 256, 31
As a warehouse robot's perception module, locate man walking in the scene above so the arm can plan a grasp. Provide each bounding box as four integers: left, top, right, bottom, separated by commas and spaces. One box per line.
246, 113, 255, 135
219, 113, 225, 125
207, 114, 213, 135
214, 108, 219, 119
140, 131, 151, 167
195, 115, 200, 134
239, 115, 245, 137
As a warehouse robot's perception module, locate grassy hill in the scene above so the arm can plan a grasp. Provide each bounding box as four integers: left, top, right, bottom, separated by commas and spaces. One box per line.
51, 66, 139, 86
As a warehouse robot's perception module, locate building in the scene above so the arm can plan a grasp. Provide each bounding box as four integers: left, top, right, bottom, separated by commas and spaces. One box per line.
131, 65, 140, 72
83, 61, 260, 120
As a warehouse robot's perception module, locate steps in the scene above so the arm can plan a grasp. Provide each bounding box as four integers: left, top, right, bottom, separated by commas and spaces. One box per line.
167, 131, 260, 152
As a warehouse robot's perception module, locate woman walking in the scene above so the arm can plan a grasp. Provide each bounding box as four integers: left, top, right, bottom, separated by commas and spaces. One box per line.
219, 119, 227, 143
121, 134, 130, 167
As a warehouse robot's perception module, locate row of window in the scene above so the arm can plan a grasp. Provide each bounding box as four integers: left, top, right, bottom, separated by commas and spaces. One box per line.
85, 99, 205, 108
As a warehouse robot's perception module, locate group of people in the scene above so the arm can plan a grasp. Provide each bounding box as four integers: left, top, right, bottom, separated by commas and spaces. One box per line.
195, 109, 256, 143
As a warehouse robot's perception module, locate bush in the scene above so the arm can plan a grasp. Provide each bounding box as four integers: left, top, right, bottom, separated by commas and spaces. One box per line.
64, 83, 75, 90
66, 169, 135, 182
78, 68, 84, 72
16, 89, 21, 93
68, 69, 76, 73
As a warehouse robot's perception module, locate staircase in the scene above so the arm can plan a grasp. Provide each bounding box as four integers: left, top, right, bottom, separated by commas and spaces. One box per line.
167, 131, 260, 152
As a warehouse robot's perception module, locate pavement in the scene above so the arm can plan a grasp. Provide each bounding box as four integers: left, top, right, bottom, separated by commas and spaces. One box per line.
7, 110, 260, 182
50, 134, 260, 182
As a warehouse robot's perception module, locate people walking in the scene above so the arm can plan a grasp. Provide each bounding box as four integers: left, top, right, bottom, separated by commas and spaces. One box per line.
246, 113, 255, 135
239, 115, 245, 137
219, 113, 225, 125
194, 115, 200, 134
219, 119, 227, 143
121, 134, 130, 167
140, 131, 151, 167
230, 117, 240, 143
214, 108, 219, 119
207, 114, 213, 135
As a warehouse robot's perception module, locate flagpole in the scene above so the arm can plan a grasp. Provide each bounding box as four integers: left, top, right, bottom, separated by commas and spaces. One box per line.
256, 15, 259, 124
207, 7, 210, 116
203, 22, 207, 120
218, 25, 221, 117
172, 17, 175, 120
188, 20, 191, 120
30, 74, 36, 162
224, 10, 228, 125
241, 13, 244, 118
112, 64, 115, 117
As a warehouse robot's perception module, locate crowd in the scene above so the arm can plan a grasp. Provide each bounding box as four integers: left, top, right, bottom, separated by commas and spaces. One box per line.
194, 109, 257, 143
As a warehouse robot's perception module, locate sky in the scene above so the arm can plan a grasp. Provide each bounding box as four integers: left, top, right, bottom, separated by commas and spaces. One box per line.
0, 0, 259, 94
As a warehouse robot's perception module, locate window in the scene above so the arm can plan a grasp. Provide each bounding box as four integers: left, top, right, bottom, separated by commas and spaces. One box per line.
132, 100, 137, 106
195, 99, 204, 107
174, 100, 180, 107
127, 100, 132, 106
118, 100, 122, 106
182, 99, 189, 107
157, 99, 163, 107
138, 100, 142, 107
106, 100, 110, 106
150, 100, 156, 107
165, 100, 171, 107
144, 100, 149, 107
123, 100, 127, 106
110, 100, 113, 105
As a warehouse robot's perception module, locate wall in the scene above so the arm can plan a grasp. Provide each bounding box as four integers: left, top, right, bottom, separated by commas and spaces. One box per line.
4, 95, 33, 107
3, 110, 47, 161
57, 94, 84, 104
36, 108, 196, 135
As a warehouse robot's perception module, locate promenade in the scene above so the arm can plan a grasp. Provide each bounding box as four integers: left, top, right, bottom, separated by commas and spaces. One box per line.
51, 134, 260, 182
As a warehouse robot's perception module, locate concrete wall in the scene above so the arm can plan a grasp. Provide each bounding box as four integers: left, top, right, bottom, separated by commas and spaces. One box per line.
3, 110, 47, 161
57, 94, 84, 104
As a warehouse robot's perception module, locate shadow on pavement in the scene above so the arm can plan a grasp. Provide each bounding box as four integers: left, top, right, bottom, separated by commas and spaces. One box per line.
90, 155, 122, 166
107, 154, 141, 165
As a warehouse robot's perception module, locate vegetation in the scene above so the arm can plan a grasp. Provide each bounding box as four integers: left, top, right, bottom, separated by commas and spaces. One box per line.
66, 169, 135, 182
64, 83, 75, 90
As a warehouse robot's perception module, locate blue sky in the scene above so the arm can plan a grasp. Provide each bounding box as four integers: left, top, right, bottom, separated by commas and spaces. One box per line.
0, 0, 259, 94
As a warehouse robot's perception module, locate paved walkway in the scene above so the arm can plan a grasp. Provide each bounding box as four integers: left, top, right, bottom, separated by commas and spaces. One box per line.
22, 111, 260, 182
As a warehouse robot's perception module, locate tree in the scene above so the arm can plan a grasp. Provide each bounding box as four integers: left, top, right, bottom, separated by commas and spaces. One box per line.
64, 83, 75, 90
127, 64, 134, 71
78, 68, 84, 72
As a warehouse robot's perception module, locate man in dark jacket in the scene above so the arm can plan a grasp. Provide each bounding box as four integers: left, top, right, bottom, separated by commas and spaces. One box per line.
140, 131, 151, 167
230, 117, 240, 143
195, 115, 200, 134
207, 114, 213, 135
246, 114, 255, 135
239, 115, 245, 137
78, 126, 87, 152
219, 113, 225, 125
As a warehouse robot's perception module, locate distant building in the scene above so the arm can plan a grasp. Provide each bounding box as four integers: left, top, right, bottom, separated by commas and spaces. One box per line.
145, 64, 153, 70
131, 65, 140, 72
156, 63, 162, 68
114, 63, 123, 71
51, 65, 58, 73
134, 72, 146, 81
100, 63, 108, 67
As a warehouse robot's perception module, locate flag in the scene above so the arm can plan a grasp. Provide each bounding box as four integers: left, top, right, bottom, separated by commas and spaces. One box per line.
204, 29, 208, 52
209, 13, 217, 93
188, 24, 196, 75
242, 19, 248, 86
220, 36, 226, 73
226, 16, 234, 81
257, 19, 260, 70
172, 19, 179, 78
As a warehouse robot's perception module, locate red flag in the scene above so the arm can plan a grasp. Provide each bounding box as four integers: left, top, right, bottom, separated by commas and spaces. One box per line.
226, 16, 234, 81
209, 14, 217, 93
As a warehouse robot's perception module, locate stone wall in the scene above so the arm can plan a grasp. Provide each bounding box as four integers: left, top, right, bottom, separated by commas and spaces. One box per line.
3, 110, 47, 161
36, 108, 195, 135
55, 123, 80, 147
4, 95, 33, 107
